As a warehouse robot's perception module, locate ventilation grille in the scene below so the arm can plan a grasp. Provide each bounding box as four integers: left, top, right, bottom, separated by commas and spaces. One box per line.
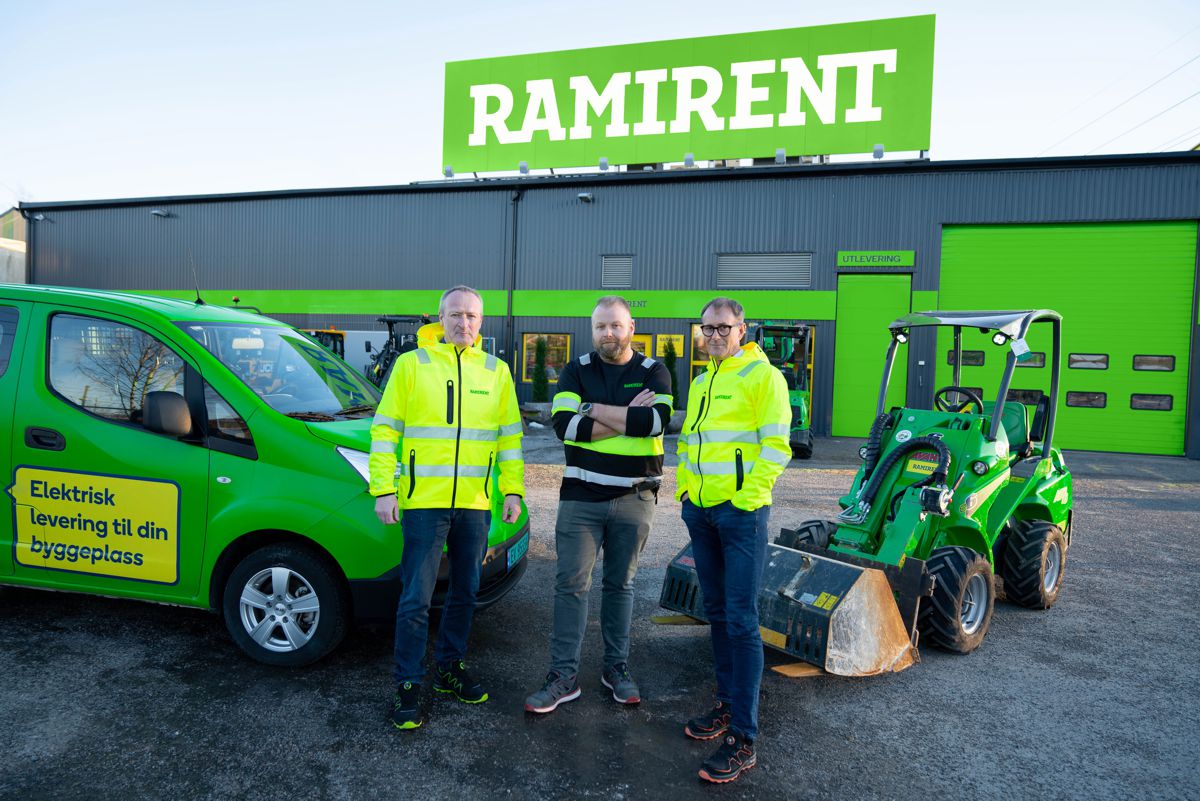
717, 253, 812, 288
601, 255, 633, 288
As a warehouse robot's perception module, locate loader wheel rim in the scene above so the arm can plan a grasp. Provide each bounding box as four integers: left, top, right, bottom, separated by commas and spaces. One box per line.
1043, 540, 1063, 593
960, 573, 989, 635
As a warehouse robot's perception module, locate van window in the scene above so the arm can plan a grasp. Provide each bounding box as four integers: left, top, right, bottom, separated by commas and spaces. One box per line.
182, 323, 379, 417
205, 383, 254, 443
50, 314, 186, 423
0, 306, 18, 377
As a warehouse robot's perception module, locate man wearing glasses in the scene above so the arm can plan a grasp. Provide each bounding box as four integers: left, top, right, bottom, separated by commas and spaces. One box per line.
675, 297, 791, 784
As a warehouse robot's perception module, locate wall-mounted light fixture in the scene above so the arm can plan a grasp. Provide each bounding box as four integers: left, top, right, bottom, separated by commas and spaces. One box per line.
577, 192, 594, 203
518, 161, 529, 175
598, 157, 609, 172
443, 165, 454, 178
683, 152, 695, 168
149, 209, 173, 218
873, 144, 885, 160
775, 148, 786, 165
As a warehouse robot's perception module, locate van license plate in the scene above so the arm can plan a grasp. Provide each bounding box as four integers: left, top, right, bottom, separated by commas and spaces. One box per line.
507, 532, 529, 570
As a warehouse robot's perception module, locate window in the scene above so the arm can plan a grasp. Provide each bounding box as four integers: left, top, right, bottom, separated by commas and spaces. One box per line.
1131, 394, 1172, 411
630, 333, 652, 355
1068, 353, 1108, 370
1008, 389, 1045, 405
521, 333, 570, 383
1016, 352, 1046, 368
50, 314, 185, 424
0, 306, 19, 377
946, 350, 985, 367
601, 255, 633, 288
717, 253, 812, 288
1133, 355, 1175, 372
1066, 392, 1106, 408
205, 383, 253, 443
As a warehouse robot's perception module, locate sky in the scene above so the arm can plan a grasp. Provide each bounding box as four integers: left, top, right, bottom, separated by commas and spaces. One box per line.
2, 0, 1199, 211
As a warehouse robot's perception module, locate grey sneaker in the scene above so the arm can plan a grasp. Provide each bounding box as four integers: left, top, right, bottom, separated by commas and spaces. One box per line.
524, 671, 581, 714
601, 662, 641, 705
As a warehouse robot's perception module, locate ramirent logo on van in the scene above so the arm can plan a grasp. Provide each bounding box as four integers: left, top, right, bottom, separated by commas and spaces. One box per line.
469, 389, 490, 395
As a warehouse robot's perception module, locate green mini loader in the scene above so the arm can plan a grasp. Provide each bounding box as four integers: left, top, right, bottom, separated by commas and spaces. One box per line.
754, 322, 814, 459
661, 310, 1074, 676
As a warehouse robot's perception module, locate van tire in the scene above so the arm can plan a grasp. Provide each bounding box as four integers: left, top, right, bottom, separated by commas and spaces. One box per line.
222, 544, 349, 667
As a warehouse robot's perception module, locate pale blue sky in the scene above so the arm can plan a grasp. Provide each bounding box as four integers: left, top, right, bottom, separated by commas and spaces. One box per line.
2, 0, 1198, 210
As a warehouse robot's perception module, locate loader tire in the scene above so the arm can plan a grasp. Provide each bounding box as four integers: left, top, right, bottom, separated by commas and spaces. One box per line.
1002, 520, 1066, 609
919, 546, 994, 654
776, 519, 836, 550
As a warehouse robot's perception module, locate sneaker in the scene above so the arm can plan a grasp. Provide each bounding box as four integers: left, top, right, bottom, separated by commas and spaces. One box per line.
390, 682, 422, 730
698, 732, 757, 784
683, 699, 731, 740
600, 662, 641, 705
524, 671, 582, 714
433, 660, 489, 704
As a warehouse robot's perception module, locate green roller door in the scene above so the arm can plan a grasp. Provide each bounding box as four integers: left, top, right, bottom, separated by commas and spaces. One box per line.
938, 222, 1197, 455
833, 274, 911, 436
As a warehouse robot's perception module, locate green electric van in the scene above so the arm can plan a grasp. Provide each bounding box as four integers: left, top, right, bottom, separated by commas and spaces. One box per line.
0, 285, 530, 666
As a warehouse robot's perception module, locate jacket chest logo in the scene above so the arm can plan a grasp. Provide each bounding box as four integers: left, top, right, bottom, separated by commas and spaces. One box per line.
469, 389, 490, 395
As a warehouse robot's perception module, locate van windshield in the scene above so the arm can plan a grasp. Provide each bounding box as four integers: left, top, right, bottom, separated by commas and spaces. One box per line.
181, 323, 380, 419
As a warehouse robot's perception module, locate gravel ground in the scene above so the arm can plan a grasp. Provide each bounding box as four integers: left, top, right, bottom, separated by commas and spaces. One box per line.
2, 437, 1198, 800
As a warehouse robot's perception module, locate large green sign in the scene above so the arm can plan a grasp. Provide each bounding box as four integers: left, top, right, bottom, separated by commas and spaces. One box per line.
443, 15, 935, 173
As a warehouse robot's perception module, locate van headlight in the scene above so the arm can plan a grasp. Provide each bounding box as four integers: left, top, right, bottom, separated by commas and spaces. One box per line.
337, 447, 371, 483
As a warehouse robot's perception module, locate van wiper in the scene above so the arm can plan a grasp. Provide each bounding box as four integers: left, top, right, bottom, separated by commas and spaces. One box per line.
335, 404, 377, 416
285, 411, 336, 422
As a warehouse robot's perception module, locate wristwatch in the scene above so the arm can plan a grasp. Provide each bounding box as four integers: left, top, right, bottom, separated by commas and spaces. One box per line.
579, 402, 594, 417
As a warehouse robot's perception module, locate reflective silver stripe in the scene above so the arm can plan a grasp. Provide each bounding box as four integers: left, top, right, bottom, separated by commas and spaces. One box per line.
553, 396, 581, 413
693, 461, 755, 476
499, 421, 523, 437
564, 414, 583, 442
759, 446, 792, 466
411, 464, 491, 478
738, 360, 764, 377
579, 353, 592, 365
758, 423, 790, 439
685, 430, 758, 446
648, 415, 663, 436
484, 354, 498, 371
372, 414, 404, 432
369, 440, 396, 453
563, 466, 659, 487
497, 448, 523, 462
415, 349, 431, 364
642, 357, 657, 368
654, 394, 674, 405
677, 457, 691, 472
404, 425, 499, 442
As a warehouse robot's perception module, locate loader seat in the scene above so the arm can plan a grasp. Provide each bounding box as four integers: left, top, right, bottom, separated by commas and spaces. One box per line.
983, 400, 1029, 454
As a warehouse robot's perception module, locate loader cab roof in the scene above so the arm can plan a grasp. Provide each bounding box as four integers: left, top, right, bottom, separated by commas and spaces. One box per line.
888, 310, 1062, 339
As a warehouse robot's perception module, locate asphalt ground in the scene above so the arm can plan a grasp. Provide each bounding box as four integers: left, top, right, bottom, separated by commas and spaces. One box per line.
2, 432, 1199, 800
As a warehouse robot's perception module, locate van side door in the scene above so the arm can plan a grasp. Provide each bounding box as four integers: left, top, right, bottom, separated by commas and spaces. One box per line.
0, 301, 33, 576
7, 305, 209, 602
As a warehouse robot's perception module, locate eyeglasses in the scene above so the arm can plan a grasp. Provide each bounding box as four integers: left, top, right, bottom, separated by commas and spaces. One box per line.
700, 323, 739, 337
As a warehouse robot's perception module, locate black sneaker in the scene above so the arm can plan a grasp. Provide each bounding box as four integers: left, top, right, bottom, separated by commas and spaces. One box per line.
698, 731, 757, 784
390, 682, 422, 730
433, 660, 489, 704
684, 699, 731, 740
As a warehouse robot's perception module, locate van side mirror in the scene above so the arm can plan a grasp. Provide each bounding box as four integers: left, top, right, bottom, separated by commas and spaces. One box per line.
144, 391, 193, 437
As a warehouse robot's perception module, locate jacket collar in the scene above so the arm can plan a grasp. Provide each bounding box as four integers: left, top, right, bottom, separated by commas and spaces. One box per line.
708, 341, 767, 371
417, 321, 483, 351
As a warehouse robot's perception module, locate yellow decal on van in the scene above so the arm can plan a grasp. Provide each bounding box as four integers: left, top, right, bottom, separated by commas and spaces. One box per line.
8, 467, 179, 584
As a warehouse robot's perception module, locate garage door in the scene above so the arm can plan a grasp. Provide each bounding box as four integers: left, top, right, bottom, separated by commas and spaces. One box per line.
833, 274, 911, 437
937, 222, 1196, 455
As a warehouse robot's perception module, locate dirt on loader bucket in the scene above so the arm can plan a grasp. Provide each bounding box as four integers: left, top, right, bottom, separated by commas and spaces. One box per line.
824, 564, 915, 675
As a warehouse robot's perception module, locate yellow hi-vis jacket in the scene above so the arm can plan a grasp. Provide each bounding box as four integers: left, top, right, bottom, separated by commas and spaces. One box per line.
675, 342, 791, 511
368, 322, 524, 510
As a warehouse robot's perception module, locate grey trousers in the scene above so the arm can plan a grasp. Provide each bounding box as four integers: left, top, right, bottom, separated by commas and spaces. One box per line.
550, 489, 655, 675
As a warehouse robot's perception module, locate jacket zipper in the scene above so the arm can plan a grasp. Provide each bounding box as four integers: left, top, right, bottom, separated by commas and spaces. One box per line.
735, 448, 744, 491
693, 361, 720, 506
450, 350, 464, 507
406, 449, 417, 499
484, 453, 493, 498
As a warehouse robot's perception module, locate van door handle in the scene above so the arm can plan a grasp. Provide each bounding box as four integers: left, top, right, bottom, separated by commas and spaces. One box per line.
26, 427, 66, 451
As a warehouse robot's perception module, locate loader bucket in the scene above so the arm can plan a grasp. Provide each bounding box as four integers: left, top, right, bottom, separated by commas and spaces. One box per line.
660, 542, 926, 677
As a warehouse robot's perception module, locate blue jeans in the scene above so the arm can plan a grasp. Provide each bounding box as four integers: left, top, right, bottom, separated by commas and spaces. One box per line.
393, 507, 490, 686
681, 499, 770, 741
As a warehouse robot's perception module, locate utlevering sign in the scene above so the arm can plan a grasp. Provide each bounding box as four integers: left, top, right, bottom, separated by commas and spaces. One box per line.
443, 15, 935, 173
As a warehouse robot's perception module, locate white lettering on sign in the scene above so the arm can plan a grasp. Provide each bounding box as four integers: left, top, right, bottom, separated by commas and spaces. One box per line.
467, 49, 899, 147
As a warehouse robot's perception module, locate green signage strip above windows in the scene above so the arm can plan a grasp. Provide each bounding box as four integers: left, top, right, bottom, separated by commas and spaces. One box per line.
837, 250, 915, 267
443, 15, 935, 172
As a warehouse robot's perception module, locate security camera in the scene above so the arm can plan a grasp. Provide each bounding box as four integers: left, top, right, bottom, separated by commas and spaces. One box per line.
577, 192, 594, 203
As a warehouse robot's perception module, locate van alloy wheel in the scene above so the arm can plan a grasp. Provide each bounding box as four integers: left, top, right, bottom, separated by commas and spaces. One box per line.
238, 566, 321, 652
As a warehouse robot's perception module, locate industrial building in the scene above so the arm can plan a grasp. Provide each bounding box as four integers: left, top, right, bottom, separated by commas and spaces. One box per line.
18, 150, 1200, 457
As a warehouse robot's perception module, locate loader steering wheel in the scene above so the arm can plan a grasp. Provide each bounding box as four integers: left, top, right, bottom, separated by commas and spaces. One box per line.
934, 386, 984, 414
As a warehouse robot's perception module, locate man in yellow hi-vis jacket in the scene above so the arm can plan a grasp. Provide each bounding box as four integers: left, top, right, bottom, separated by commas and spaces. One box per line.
675, 297, 791, 784
369, 285, 524, 731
